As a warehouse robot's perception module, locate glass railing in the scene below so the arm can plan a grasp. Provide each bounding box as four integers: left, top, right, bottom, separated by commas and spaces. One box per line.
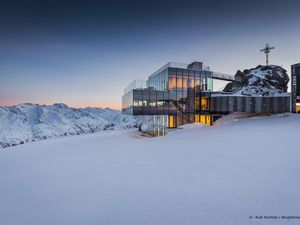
123, 79, 147, 95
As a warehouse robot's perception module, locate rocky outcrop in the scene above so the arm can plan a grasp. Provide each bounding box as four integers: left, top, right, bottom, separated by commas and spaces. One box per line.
223, 65, 289, 96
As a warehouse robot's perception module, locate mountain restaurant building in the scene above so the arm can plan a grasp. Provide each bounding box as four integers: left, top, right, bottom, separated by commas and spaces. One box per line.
122, 61, 290, 136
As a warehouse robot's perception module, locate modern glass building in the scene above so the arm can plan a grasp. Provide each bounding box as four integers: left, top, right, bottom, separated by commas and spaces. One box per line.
123, 61, 291, 136
291, 63, 300, 113
122, 62, 214, 135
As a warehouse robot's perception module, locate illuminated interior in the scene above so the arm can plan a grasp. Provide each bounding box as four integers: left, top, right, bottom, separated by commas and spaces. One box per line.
123, 61, 292, 137
200, 115, 211, 125
195, 114, 200, 123
169, 115, 175, 128
201, 97, 209, 111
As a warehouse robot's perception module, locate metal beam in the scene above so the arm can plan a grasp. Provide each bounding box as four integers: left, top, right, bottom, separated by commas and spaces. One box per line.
212, 72, 235, 82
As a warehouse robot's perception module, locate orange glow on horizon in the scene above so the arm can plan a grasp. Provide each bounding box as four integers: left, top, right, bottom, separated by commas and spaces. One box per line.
0, 100, 121, 110
69, 102, 121, 110
0, 100, 22, 107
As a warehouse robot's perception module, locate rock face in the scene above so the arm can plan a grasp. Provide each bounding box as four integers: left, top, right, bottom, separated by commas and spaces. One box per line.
223, 65, 289, 96
0, 103, 141, 148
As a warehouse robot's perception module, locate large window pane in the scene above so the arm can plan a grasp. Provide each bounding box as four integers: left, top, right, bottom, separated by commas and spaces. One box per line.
168, 74, 176, 90
177, 75, 182, 89
188, 76, 195, 88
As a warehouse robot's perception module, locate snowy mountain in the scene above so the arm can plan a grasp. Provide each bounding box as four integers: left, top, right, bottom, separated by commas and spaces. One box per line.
0, 103, 140, 148
223, 65, 290, 96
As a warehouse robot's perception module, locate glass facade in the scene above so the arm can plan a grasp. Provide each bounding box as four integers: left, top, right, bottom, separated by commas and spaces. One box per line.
122, 62, 213, 135
122, 90, 133, 115
123, 61, 291, 136
291, 63, 300, 113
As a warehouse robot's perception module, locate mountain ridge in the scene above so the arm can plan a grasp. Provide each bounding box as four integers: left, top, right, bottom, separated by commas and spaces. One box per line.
0, 103, 139, 148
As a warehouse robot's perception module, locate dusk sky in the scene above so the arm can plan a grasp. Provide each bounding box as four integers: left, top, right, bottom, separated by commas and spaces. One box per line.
1, 0, 300, 109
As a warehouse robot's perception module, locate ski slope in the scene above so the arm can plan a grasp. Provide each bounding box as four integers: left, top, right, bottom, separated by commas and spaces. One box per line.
0, 113, 300, 225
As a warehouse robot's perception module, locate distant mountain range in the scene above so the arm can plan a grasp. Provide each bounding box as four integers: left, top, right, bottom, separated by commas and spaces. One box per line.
0, 103, 140, 148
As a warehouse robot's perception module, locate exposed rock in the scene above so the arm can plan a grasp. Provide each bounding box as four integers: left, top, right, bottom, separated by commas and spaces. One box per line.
223, 65, 289, 96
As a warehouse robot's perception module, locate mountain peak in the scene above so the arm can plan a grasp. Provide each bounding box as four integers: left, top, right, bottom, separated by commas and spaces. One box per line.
0, 103, 141, 148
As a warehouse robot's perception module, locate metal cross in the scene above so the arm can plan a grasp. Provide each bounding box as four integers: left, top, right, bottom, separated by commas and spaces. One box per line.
260, 43, 275, 66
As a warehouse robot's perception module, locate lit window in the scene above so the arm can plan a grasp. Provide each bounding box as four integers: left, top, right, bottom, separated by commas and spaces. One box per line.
168, 75, 176, 90
177, 77, 182, 89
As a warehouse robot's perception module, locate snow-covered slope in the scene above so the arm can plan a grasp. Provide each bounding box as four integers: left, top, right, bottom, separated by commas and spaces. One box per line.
0, 113, 299, 225
0, 103, 140, 148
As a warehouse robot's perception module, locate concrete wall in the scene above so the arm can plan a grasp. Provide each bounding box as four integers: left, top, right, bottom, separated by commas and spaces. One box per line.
210, 95, 290, 114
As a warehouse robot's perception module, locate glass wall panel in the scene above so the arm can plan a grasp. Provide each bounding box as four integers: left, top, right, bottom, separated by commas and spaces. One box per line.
177, 72, 182, 90
177, 91, 183, 102
207, 72, 213, 91
147, 68, 169, 91
164, 69, 168, 90
204, 72, 208, 90
182, 115, 189, 125
189, 113, 194, 123
182, 76, 188, 90
195, 76, 200, 94
201, 97, 209, 111
195, 76, 200, 87
188, 75, 195, 88
182, 70, 188, 91
169, 115, 175, 128
187, 90, 194, 112
201, 77, 206, 91
142, 89, 150, 114
163, 91, 169, 114
195, 114, 200, 122
177, 114, 183, 127
157, 92, 164, 114
134, 64, 214, 130
168, 74, 176, 91
122, 91, 133, 115
195, 96, 200, 112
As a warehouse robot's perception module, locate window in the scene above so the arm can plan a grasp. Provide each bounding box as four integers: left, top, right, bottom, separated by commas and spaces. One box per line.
182, 76, 188, 89
195, 76, 200, 87
200, 115, 211, 125
188, 76, 195, 88
168, 74, 176, 90
169, 115, 175, 128
201, 97, 209, 111
177, 69, 183, 90
195, 97, 200, 111
177, 76, 182, 89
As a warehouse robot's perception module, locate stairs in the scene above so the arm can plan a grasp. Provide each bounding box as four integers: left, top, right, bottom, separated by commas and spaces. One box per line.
170, 100, 193, 124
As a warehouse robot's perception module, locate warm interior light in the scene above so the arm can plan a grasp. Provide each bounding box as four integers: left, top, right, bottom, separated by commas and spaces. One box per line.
201, 97, 209, 110
168, 76, 176, 90
169, 115, 175, 128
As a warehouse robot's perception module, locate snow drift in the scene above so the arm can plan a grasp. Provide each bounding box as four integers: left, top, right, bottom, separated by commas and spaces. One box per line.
0, 103, 140, 148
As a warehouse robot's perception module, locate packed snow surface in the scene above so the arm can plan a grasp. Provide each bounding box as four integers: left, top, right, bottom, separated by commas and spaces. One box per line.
0, 113, 300, 225
0, 103, 140, 148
